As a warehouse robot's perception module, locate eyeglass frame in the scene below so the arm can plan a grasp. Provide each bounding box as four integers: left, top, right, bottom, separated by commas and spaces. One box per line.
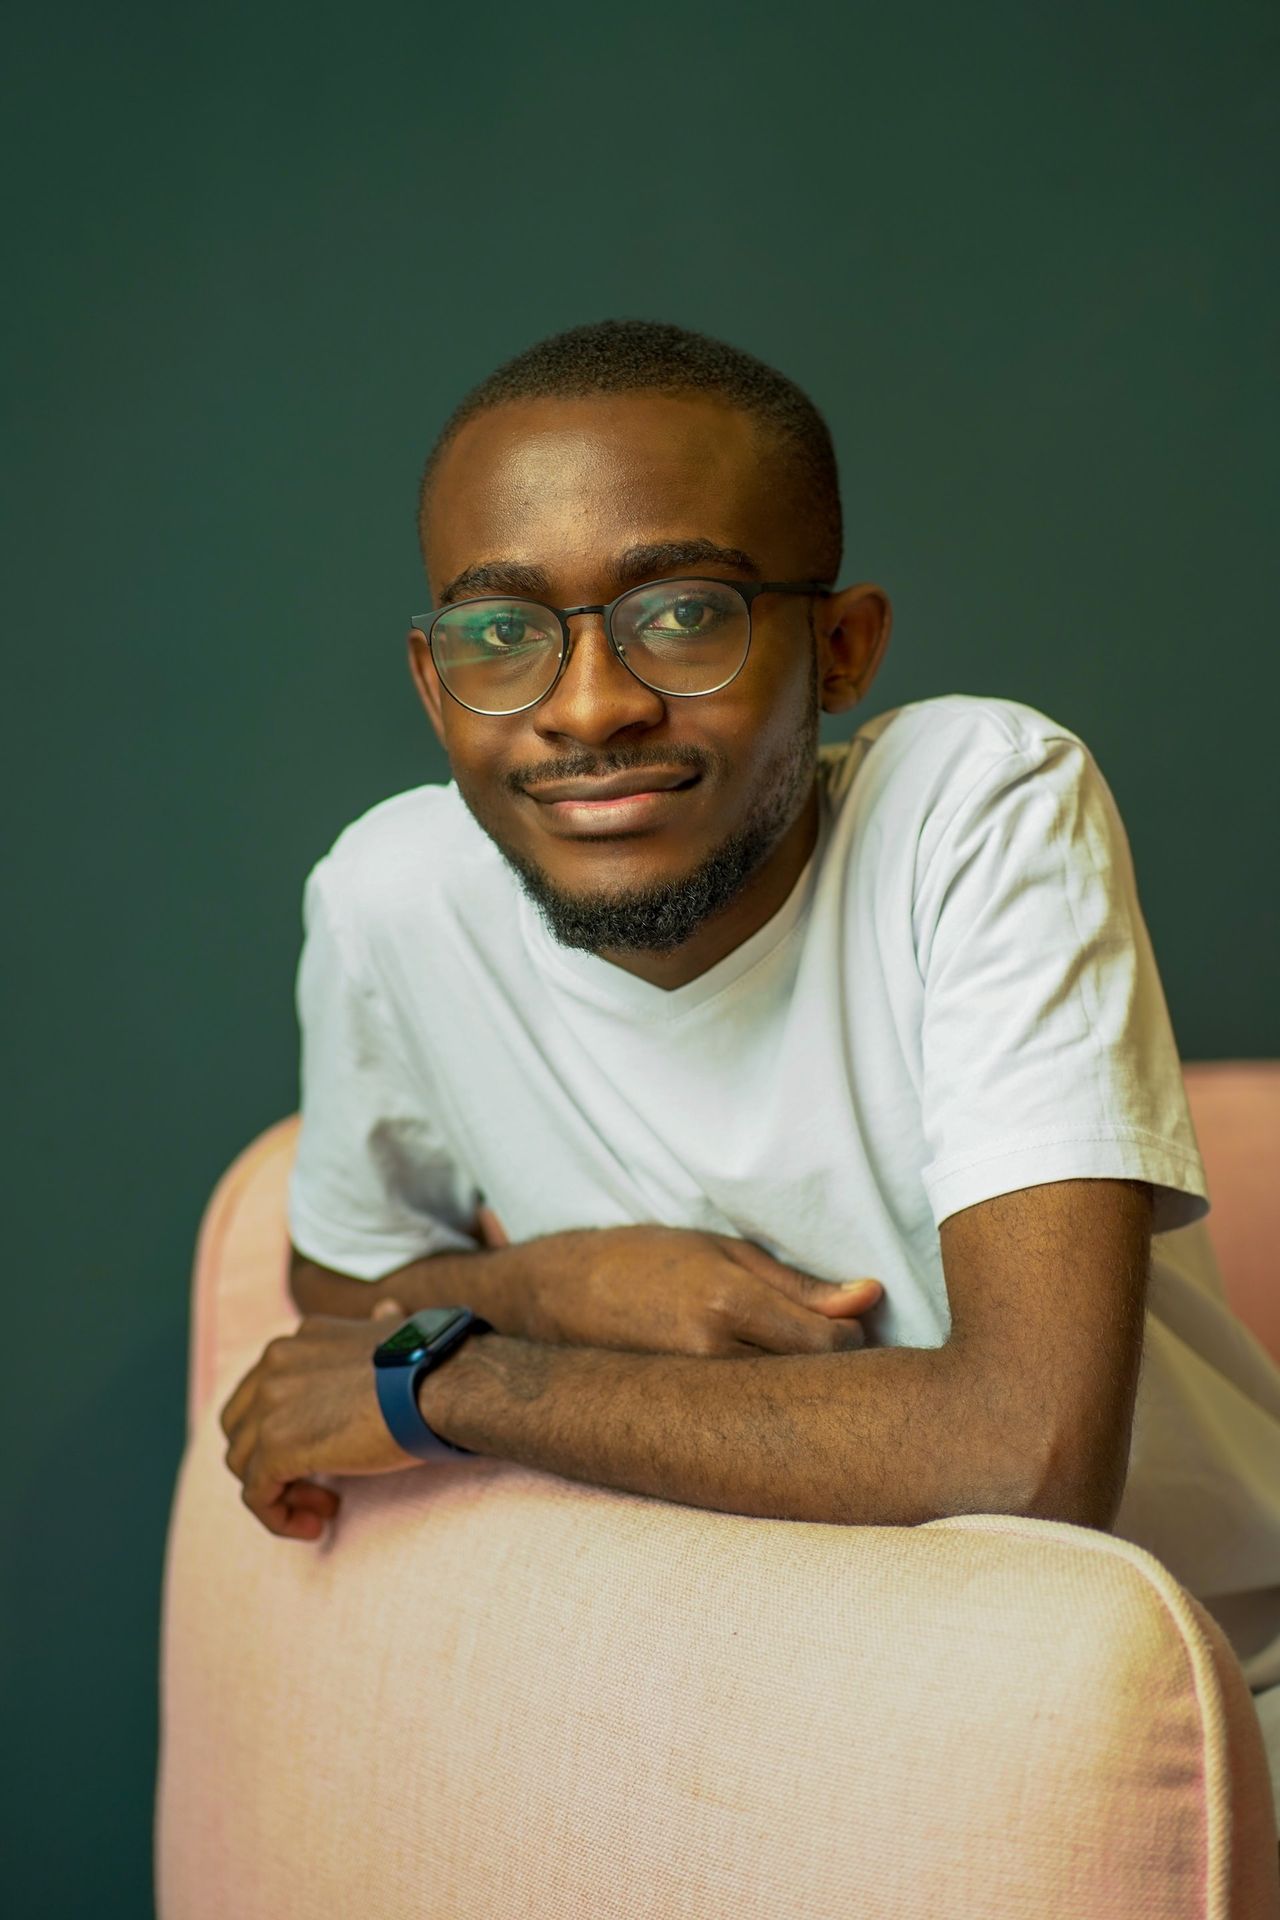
408, 576, 833, 716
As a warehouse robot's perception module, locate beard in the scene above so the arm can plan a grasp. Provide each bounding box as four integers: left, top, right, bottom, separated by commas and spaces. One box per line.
459, 667, 821, 956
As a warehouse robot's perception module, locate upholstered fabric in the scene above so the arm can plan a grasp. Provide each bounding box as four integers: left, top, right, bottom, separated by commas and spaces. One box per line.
156, 1066, 1280, 1916
1182, 1061, 1280, 1367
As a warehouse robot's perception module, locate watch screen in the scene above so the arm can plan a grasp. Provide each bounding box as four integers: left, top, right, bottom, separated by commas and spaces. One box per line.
377, 1321, 430, 1362
374, 1308, 467, 1366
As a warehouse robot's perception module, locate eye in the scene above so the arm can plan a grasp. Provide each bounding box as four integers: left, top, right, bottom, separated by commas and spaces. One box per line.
628, 584, 739, 639
449, 603, 558, 655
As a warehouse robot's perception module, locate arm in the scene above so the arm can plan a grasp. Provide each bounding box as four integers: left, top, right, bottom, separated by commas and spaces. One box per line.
419, 1334, 1029, 1527
417, 1177, 1152, 1530
289, 1241, 522, 1327
290, 1242, 1027, 1527
939, 1177, 1153, 1533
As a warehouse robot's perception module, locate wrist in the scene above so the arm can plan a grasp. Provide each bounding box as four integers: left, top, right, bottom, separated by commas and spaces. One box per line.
375, 1250, 527, 1335
416, 1327, 506, 1452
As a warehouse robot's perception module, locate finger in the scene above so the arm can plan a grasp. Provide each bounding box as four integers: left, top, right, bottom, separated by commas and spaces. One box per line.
243, 1473, 291, 1536
225, 1420, 257, 1484
219, 1369, 260, 1439
813, 1279, 883, 1315
245, 1473, 334, 1541
734, 1288, 867, 1355
278, 1316, 395, 1360
718, 1235, 821, 1289
282, 1511, 326, 1540
372, 1297, 406, 1320
267, 1494, 328, 1541
728, 1321, 864, 1355
292, 1311, 385, 1336
477, 1205, 510, 1248
720, 1238, 882, 1313
288, 1480, 341, 1520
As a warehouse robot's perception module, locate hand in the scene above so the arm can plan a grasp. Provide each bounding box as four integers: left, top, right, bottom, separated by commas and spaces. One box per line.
219, 1297, 417, 1540
473, 1206, 883, 1358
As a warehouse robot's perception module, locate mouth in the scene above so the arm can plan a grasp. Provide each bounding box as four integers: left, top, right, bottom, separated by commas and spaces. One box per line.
525, 775, 702, 838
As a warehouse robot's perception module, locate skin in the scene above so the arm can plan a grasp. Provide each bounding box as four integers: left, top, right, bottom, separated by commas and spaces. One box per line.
408, 390, 893, 990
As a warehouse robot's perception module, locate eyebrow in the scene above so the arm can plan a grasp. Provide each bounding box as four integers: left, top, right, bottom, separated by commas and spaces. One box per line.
438, 538, 763, 606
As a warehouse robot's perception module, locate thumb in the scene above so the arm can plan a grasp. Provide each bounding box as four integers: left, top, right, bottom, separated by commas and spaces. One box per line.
817, 1277, 883, 1313
727, 1238, 882, 1312
475, 1203, 510, 1249
372, 1297, 406, 1321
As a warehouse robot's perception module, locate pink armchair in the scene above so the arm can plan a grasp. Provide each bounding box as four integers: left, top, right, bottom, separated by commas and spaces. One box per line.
155, 1064, 1280, 1917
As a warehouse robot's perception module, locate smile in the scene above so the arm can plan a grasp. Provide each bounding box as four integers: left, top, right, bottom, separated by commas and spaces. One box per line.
527, 779, 701, 837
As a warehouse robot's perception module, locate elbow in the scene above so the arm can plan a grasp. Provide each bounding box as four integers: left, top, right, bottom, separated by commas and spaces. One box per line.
1019, 1436, 1128, 1533
288, 1252, 324, 1318
1021, 1482, 1118, 1532
288, 1266, 307, 1316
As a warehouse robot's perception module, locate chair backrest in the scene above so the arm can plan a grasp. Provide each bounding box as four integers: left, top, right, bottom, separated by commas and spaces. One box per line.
1182, 1060, 1280, 1366
187, 1113, 299, 1438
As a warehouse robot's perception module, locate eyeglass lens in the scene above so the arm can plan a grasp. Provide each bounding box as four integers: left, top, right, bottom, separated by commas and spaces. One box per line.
429, 578, 750, 713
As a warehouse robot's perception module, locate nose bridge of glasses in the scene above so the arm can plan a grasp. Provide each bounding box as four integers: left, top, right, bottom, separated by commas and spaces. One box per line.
561, 601, 610, 633
557, 602, 628, 668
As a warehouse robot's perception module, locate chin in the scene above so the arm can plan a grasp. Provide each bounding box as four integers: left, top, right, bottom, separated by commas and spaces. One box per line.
523, 839, 695, 907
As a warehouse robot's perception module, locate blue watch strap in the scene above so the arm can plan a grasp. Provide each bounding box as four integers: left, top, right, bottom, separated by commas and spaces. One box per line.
374, 1309, 491, 1461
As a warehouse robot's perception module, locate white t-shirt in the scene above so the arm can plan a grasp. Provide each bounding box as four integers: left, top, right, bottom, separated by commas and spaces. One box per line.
286, 692, 1280, 1694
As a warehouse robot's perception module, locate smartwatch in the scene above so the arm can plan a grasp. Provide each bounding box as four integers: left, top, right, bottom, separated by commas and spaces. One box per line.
372, 1306, 493, 1461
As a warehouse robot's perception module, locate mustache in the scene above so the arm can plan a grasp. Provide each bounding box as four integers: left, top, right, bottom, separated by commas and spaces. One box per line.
508, 747, 711, 791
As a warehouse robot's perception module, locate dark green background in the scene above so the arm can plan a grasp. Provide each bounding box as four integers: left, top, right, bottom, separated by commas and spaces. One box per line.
4, 2, 1276, 1911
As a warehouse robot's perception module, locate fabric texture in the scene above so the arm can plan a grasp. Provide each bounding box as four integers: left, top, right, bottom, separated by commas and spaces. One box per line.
285, 692, 1280, 1702
1257, 1684, 1280, 1833
157, 1114, 1280, 1915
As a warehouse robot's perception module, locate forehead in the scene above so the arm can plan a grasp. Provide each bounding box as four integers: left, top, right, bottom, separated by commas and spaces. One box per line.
423, 392, 784, 595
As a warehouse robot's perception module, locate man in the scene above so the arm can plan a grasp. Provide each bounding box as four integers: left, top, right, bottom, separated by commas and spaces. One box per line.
220, 317, 1280, 1825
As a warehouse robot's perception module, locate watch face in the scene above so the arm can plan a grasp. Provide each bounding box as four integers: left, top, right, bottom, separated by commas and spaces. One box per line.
373, 1307, 469, 1367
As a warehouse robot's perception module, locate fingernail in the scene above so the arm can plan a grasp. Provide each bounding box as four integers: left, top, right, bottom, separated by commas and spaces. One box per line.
839, 1279, 876, 1291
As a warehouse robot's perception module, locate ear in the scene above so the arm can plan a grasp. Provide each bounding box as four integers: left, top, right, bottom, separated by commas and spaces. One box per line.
405, 628, 449, 751
817, 583, 893, 715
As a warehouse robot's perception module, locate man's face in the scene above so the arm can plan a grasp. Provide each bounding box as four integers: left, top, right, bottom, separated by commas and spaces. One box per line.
409, 391, 889, 971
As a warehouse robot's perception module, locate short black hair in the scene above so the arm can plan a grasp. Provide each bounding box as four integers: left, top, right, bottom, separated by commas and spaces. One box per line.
416, 317, 843, 588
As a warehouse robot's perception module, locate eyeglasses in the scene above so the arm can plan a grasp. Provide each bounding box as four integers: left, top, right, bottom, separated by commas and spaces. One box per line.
408, 576, 831, 716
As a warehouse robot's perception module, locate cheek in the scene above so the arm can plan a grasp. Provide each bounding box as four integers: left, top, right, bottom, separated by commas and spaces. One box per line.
438, 719, 508, 800
720, 665, 812, 765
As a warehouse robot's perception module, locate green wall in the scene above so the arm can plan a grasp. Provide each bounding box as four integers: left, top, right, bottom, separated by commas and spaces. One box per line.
4, 2, 1276, 1910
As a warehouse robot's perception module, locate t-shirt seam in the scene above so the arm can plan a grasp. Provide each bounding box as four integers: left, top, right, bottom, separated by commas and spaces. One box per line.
1053, 752, 1121, 1135
926, 1127, 1207, 1181
914, 736, 1075, 910
529, 905, 812, 1025
911, 732, 1099, 1008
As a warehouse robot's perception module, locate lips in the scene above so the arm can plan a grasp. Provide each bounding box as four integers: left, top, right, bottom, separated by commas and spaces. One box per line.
527, 778, 701, 837
524, 769, 698, 803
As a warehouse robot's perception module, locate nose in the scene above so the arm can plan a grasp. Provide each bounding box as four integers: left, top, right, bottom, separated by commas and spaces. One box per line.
532, 611, 666, 742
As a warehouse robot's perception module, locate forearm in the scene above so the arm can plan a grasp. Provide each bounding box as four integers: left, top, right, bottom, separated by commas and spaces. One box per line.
290, 1248, 526, 1330
420, 1334, 1037, 1527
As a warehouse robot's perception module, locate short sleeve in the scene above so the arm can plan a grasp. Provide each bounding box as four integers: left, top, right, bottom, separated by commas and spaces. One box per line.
914, 732, 1209, 1237
285, 857, 479, 1281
